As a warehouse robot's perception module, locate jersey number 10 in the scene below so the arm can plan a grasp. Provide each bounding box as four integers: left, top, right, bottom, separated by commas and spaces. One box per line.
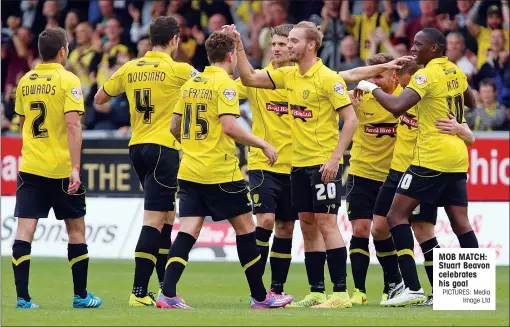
446, 93, 463, 124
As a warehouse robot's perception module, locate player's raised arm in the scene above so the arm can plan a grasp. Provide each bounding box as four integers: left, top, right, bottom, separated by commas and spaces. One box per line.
222, 25, 276, 89
339, 56, 413, 83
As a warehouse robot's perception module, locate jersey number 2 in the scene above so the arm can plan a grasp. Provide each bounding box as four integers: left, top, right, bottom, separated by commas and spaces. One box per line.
134, 89, 154, 124
30, 101, 48, 138
183, 103, 209, 140
446, 94, 463, 124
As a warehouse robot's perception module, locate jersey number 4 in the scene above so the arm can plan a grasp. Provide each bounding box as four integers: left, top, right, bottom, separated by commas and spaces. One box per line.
183, 103, 209, 140
30, 101, 48, 138
134, 89, 155, 124
446, 93, 463, 124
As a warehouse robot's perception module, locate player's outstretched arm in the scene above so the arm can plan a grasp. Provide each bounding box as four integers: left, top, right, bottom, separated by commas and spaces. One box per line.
65, 111, 83, 194
339, 56, 413, 83
222, 25, 274, 89
356, 80, 420, 115
170, 113, 182, 141
94, 87, 111, 105
220, 114, 278, 165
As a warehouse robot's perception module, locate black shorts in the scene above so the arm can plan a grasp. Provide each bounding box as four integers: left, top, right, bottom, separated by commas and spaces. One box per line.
249, 170, 297, 221
345, 174, 383, 220
178, 179, 252, 222
14, 172, 86, 220
291, 165, 342, 215
130, 143, 179, 212
397, 165, 468, 207
373, 169, 438, 224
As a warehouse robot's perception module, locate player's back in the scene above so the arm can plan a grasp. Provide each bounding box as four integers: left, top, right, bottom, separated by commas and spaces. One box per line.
103, 51, 197, 150
176, 66, 244, 184
15, 63, 84, 178
407, 57, 469, 172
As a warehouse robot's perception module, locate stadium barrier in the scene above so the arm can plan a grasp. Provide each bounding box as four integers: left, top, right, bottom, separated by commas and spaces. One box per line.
1, 196, 508, 265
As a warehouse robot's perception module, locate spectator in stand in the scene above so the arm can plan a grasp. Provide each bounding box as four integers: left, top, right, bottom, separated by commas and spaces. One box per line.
187, 13, 226, 71
42, 0, 64, 29
466, 79, 509, 131
338, 35, 365, 90
64, 9, 80, 52
453, 0, 478, 54
467, 2, 509, 69
446, 32, 476, 80
170, 14, 196, 64
137, 37, 152, 58
368, 27, 405, 59
341, 0, 393, 61
258, 1, 289, 67
67, 22, 95, 99
129, 1, 167, 44
18, 0, 46, 41
473, 29, 510, 105
310, 0, 347, 71
392, 37, 411, 56
1, 21, 36, 99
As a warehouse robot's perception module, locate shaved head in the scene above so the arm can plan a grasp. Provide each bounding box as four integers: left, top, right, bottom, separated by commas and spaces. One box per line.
421, 28, 446, 56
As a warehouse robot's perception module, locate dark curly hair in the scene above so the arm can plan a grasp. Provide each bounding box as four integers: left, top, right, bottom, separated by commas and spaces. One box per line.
205, 31, 236, 64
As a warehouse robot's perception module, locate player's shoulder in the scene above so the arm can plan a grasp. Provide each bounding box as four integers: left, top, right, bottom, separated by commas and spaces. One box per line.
320, 64, 344, 82
410, 67, 433, 85
170, 61, 199, 79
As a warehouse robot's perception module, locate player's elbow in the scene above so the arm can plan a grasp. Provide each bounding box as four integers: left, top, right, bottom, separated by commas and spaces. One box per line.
220, 118, 238, 138
66, 120, 82, 134
94, 89, 108, 105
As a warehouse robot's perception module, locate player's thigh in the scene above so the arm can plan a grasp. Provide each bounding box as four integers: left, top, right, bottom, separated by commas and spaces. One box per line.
439, 173, 468, 208
15, 218, 39, 242
51, 177, 87, 220
346, 174, 381, 221
248, 170, 278, 217
310, 165, 342, 215
274, 171, 298, 223
228, 212, 256, 235
179, 216, 206, 239
373, 169, 402, 218
208, 180, 252, 222
408, 202, 438, 226
177, 180, 209, 220
130, 144, 179, 212
64, 217, 86, 244
372, 215, 391, 240
396, 165, 447, 206
291, 167, 314, 213
14, 172, 52, 219
387, 193, 421, 228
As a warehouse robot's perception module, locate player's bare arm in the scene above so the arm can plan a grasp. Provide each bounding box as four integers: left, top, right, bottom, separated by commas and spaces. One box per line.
320, 104, 358, 183
170, 113, 182, 141
222, 25, 274, 89
339, 56, 413, 83
220, 114, 278, 165
94, 86, 111, 105
19, 116, 25, 130
435, 114, 475, 145
356, 80, 421, 115
65, 111, 83, 194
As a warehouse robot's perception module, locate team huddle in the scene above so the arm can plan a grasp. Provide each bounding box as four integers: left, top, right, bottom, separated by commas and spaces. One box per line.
11, 15, 479, 310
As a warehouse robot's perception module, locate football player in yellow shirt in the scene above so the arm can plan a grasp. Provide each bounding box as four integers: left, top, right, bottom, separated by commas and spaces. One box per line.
357, 28, 479, 306
94, 16, 199, 307
235, 24, 296, 299
12, 27, 102, 309
156, 31, 293, 310
345, 53, 401, 306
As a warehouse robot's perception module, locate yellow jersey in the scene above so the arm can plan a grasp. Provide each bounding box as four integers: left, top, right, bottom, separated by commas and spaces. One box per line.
406, 57, 469, 173
103, 51, 198, 149
348, 13, 391, 61
390, 105, 419, 173
68, 45, 95, 89
267, 59, 351, 167
175, 66, 244, 184
15, 63, 84, 179
476, 27, 510, 69
96, 43, 130, 87
349, 85, 400, 182
236, 61, 292, 174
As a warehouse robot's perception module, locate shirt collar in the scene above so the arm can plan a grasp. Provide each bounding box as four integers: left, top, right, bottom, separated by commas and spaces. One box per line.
204, 65, 230, 77
35, 63, 63, 70
144, 51, 172, 60
426, 56, 449, 68
301, 58, 324, 77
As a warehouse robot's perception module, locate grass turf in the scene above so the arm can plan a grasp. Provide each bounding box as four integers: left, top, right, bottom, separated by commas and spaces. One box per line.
1, 258, 508, 326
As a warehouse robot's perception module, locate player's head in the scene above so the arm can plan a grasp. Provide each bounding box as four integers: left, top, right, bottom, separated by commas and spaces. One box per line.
288, 21, 323, 63
38, 27, 69, 65
205, 31, 237, 74
396, 61, 420, 87
366, 53, 398, 93
411, 28, 446, 65
270, 24, 294, 65
487, 5, 503, 29
149, 16, 181, 56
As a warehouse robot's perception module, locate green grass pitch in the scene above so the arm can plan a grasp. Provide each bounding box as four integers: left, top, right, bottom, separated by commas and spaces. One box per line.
1, 258, 508, 326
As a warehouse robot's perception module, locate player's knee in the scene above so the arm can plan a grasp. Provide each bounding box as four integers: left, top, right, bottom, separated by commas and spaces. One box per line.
386, 210, 406, 227
143, 210, 166, 231
230, 213, 256, 235
411, 221, 435, 244
165, 211, 176, 225
351, 219, 371, 238
315, 214, 338, 234
275, 221, 294, 238
65, 217, 86, 244
256, 214, 275, 231
451, 219, 473, 236
371, 220, 391, 240
15, 218, 38, 242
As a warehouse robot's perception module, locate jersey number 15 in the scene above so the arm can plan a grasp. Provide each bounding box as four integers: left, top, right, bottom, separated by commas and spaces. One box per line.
183, 103, 209, 140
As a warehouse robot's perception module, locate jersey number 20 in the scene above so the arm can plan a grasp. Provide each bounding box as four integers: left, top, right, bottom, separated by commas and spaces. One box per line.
183, 103, 209, 140
315, 183, 336, 201
30, 101, 48, 138
134, 89, 154, 124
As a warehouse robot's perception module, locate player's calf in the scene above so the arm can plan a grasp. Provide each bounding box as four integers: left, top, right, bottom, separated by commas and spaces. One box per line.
12, 218, 37, 307
349, 219, 371, 298
269, 220, 294, 294
255, 213, 275, 274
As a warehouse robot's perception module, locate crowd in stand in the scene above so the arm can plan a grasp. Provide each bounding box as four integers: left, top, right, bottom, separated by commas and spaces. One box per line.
2, 0, 509, 133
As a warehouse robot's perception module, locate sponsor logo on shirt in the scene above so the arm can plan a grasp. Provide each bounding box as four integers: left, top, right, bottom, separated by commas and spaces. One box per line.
223, 88, 236, 101
265, 101, 289, 116
400, 112, 418, 129
290, 104, 312, 122
364, 123, 397, 137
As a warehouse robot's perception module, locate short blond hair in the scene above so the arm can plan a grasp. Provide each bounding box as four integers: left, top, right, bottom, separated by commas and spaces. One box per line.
294, 21, 323, 50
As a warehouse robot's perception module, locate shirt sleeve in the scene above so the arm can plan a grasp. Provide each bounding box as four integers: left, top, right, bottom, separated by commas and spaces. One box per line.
173, 87, 185, 115
235, 78, 248, 100
267, 68, 287, 90
217, 80, 240, 117
103, 61, 129, 97
324, 74, 351, 110
406, 68, 433, 99
63, 74, 85, 115
14, 84, 24, 116
175, 62, 200, 83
